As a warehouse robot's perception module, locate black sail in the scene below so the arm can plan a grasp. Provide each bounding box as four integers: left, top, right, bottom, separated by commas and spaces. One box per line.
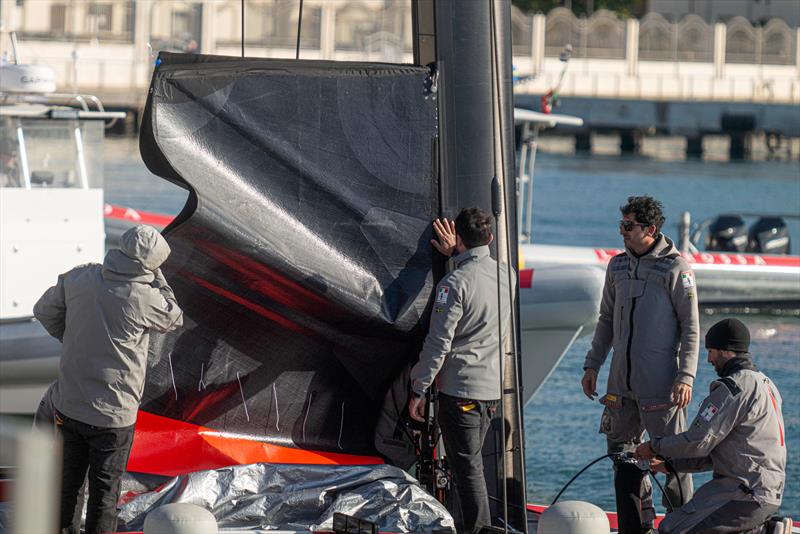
138, 53, 439, 456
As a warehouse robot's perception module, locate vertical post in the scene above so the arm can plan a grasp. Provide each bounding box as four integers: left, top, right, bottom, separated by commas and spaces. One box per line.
531, 14, 545, 76
626, 18, 639, 77
8, 429, 60, 534
200, 0, 216, 54
319, 2, 335, 59
134, 0, 152, 62
74, 125, 90, 189
0, 0, 15, 29
411, 0, 436, 66
16, 126, 31, 189
796, 27, 800, 78
713, 22, 726, 79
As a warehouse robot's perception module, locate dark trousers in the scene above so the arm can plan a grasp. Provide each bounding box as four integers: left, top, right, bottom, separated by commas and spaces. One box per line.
56, 412, 135, 534
438, 394, 498, 534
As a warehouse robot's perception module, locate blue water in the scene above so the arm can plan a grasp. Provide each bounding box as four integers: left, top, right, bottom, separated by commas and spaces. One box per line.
525, 152, 800, 517
102, 139, 800, 517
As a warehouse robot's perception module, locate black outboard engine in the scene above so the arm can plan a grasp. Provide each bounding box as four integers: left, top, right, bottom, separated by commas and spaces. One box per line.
747, 217, 791, 254
706, 215, 747, 252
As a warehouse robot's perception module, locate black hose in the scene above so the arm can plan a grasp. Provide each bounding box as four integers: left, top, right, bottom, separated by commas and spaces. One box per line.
649, 468, 674, 511
550, 452, 683, 511
661, 457, 685, 509
551, 453, 613, 506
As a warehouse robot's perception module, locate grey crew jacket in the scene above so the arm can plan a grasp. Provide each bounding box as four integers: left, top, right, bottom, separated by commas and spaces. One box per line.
653, 360, 786, 506
584, 234, 699, 401
33, 225, 183, 428
410, 245, 511, 401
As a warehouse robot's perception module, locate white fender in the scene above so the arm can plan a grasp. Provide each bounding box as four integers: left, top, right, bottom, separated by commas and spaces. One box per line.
537, 501, 610, 534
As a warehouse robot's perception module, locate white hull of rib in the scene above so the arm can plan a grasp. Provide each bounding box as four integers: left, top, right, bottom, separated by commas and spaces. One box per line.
523, 243, 800, 306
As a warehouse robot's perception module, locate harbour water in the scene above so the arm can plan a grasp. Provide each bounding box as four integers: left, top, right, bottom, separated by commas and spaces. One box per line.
103, 136, 799, 517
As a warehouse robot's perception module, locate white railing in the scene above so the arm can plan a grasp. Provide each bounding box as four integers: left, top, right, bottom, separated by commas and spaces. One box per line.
3, 4, 799, 106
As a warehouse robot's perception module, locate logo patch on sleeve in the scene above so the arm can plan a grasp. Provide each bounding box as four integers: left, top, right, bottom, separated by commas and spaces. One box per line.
680, 271, 695, 290
700, 403, 718, 422
436, 285, 450, 305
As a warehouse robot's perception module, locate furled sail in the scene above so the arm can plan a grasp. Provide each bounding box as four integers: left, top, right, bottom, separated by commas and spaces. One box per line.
134, 53, 440, 471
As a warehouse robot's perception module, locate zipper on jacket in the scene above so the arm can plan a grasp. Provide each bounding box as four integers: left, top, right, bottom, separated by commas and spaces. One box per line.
625, 261, 640, 391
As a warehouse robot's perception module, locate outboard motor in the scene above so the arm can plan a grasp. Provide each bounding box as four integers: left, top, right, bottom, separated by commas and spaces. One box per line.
706, 215, 747, 252
747, 217, 791, 254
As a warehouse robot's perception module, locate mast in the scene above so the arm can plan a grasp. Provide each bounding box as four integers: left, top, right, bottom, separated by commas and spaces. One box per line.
413, 1, 527, 531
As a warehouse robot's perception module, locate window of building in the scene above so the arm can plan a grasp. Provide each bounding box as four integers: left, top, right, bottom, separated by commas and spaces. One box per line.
50, 4, 67, 33
88, 3, 114, 32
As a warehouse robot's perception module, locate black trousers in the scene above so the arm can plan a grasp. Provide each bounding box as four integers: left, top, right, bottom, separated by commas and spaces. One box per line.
438, 394, 498, 534
56, 412, 135, 534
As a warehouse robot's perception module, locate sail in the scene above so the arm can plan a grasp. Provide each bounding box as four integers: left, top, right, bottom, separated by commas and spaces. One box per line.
134, 52, 439, 471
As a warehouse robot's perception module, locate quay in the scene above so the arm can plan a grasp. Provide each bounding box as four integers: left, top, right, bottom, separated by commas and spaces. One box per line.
2, 2, 799, 157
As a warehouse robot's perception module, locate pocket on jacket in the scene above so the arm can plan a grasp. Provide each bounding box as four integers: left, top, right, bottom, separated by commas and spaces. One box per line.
639, 396, 678, 433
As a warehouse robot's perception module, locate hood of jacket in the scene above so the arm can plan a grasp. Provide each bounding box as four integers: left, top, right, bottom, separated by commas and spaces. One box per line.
103, 225, 171, 282
626, 233, 680, 262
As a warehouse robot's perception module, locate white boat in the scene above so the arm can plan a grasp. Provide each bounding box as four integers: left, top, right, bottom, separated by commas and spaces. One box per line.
0, 61, 125, 414
521, 243, 800, 308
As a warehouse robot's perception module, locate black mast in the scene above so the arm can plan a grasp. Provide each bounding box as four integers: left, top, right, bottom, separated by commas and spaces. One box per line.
413, 1, 527, 531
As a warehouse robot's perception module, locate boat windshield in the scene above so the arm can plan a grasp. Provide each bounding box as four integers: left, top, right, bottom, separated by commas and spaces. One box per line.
0, 116, 104, 189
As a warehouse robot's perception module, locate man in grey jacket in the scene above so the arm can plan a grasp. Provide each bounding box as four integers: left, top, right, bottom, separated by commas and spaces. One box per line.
581, 196, 699, 533
34, 225, 183, 534
408, 207, 510, 534
635, 319, 787, 533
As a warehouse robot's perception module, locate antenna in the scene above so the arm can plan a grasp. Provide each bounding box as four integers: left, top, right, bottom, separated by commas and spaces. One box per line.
10, 32, 21, 64
241, 0, 245, 57
295, 0, 304, 60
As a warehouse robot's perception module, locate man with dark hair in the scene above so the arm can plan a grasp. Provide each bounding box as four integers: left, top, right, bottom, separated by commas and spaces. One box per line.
581, 195, 699, 533
408, 207, 510, 534
635, 319, 788, 534
34, 225, 183, 534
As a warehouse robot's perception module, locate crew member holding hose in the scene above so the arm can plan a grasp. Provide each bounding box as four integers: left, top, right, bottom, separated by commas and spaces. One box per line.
636, 319, 788, 534
581, 196, 699, 534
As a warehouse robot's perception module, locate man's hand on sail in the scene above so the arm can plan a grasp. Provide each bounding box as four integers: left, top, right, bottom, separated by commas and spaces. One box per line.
431, 218, 456, 256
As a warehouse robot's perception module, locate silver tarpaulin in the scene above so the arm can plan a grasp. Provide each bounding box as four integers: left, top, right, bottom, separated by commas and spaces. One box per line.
118, 463, 454, 532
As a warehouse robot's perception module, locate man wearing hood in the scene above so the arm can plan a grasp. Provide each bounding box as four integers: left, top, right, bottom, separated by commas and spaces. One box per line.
580, 196, 699, 533
635, 319, 787, 533
34, 225, 183, 534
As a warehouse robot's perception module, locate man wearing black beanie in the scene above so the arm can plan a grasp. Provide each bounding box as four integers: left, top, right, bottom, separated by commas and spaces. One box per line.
635, 319, 789, 533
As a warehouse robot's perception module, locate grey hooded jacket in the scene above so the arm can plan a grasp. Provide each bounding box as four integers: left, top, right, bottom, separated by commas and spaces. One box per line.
33, 225, 183, 428
652, 360, 786, 506
410, 245, 511, 401
584, 234, 700, 400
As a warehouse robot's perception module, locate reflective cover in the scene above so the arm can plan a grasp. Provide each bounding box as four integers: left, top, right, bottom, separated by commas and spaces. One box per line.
118, 463, 454, 531
136, 53, 439, 466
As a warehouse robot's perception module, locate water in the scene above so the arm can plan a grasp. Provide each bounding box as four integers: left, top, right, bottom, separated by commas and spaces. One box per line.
101, 137, 800, 517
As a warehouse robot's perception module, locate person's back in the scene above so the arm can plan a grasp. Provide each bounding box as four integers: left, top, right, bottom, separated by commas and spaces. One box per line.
431, 245, 509, 401
709, 366, 785, 503
33, 224, 183, 534
409, 208, 512, 534
639, 319, 787, 534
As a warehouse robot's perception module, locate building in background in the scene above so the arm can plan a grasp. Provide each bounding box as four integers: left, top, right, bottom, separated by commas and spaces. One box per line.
647, 0, 800, 27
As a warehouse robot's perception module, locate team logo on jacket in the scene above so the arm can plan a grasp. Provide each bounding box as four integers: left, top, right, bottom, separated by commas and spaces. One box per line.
436, 285, 450, 305
680, 271, 695, 289
700, 403, 718, 422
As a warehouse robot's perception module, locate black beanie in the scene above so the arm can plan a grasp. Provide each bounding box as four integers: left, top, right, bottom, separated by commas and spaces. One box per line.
705, 318, 750, 353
